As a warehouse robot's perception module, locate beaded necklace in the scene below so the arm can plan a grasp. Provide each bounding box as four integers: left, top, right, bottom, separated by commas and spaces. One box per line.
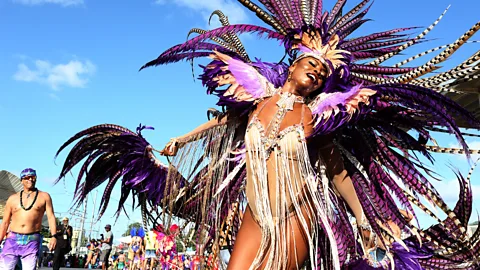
20, 189, 39, 211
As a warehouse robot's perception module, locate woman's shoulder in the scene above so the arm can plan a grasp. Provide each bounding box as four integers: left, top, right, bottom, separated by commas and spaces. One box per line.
301, 103, 313, 121
300, 104, 314, 135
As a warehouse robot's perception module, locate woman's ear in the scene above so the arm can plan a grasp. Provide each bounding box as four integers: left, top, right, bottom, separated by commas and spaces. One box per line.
289, 63, 296, 73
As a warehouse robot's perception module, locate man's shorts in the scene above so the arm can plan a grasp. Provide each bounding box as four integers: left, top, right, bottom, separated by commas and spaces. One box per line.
145, 249, 156, 259
100, 249, 112, 263
0, 232, 41, 270
117, 261, 125, 269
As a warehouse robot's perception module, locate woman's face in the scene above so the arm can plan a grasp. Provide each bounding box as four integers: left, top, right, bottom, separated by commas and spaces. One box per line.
289, 56, 328, 96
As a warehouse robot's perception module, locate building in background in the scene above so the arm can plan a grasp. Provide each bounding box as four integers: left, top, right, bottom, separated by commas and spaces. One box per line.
71, 229, 86, 254
0, 170, 23, 220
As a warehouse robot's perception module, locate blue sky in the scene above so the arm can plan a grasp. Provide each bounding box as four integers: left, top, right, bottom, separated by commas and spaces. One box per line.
1, 0, 479, 240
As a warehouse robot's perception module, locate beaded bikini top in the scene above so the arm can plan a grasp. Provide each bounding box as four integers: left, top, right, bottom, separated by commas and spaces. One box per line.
246, 91, 306, 155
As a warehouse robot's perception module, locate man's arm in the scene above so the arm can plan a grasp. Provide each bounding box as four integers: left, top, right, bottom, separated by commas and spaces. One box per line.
67, 226, 73, 237
44, 192, 57, 250
0, 195, 14, 242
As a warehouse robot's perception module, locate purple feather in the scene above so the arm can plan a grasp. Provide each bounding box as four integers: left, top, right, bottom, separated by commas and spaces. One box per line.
226, 57, 265, 99
311, 83, 364, 116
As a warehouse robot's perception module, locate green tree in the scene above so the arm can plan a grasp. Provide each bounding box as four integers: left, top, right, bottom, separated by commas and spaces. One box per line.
40, 226, 50, 239
40, 217, 61, 238
81, 237, 89, 246
123, 222, 143, 236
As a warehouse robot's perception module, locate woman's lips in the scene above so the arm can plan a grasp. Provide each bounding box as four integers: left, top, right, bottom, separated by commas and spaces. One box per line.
306, 72, 318, 84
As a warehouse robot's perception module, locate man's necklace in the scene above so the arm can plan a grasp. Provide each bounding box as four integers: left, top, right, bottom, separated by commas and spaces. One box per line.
25, 190, 34, 198
20, 189, 39, 211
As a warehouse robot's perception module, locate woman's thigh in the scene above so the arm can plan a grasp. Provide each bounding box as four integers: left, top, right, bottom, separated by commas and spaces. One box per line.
227, 205, 312, 270
284, 210, 311, 269
227, 206, 262, 270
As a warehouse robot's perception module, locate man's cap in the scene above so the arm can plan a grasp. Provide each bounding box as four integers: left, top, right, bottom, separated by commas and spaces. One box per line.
20, 168, 36, 179
105, 224, 111, 228
62, 217, 69, 221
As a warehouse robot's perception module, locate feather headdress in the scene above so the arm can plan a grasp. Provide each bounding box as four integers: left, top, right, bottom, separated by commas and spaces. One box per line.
291, 30, 350, 76
130, 227, 145, 238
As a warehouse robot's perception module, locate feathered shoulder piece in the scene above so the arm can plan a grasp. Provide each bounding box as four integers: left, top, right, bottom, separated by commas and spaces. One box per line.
308, 84, 376, 133
207, 51, 276, 102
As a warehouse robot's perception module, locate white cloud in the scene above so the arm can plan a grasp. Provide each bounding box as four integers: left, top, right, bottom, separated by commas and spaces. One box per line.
434, 178, 480, 203
154, 0, 248, 26
13, 59, 96, 90
12, 0, 83, 7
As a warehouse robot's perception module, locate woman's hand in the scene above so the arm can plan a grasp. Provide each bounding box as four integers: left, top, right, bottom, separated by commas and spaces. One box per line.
358, 210, 413, 251
160, 139, 179, 156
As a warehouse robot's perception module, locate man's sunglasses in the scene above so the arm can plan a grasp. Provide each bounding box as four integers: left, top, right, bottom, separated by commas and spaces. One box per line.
21, 176, 36, 181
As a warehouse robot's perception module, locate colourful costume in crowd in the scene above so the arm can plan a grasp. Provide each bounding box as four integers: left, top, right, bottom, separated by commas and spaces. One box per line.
153, 225, 179, 262
56, 0, 480, 269
128, 227, 144, 269
144, 230, 157, 260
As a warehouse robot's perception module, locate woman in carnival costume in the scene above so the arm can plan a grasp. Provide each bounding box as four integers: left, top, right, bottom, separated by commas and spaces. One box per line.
85, 239, 101, 268
128, 227, 145, 270
55, 0, 480, 269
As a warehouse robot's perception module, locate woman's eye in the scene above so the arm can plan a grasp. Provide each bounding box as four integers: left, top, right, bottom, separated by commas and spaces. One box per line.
309, 61, 317, 67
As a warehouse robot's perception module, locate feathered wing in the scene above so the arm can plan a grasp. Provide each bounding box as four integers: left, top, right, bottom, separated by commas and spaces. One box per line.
306, 81, 480, 268
54, 124, 175, 223
139, 11, 289, 111
55, 121, 252, 250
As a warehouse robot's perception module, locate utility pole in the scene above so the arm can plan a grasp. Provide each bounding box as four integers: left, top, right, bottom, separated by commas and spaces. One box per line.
88, 190, 98, 239
76, 196, 88, 253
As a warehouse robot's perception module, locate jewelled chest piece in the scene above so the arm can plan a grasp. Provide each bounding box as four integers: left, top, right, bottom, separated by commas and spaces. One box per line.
261, 92, 304, 152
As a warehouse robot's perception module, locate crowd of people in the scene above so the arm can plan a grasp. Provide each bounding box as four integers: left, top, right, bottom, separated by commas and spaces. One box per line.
110, 252, 202, 270
113, 225, 189, 270
46, 224, 210, 269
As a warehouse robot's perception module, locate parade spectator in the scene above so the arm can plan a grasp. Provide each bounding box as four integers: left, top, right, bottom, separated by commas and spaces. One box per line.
114, 251, 126, 270
0, 168, 57, 270
100, 225, 113, 270
143, 229, 157, 270
53, 217, 72, 270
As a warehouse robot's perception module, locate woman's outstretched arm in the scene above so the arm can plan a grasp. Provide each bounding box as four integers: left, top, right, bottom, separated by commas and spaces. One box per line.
303, 107, 364, 223
160, 115, 228, 156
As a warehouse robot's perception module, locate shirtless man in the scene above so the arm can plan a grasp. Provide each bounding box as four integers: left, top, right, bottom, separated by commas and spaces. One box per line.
0, 168, 58, 270
115, 251, 126, 270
